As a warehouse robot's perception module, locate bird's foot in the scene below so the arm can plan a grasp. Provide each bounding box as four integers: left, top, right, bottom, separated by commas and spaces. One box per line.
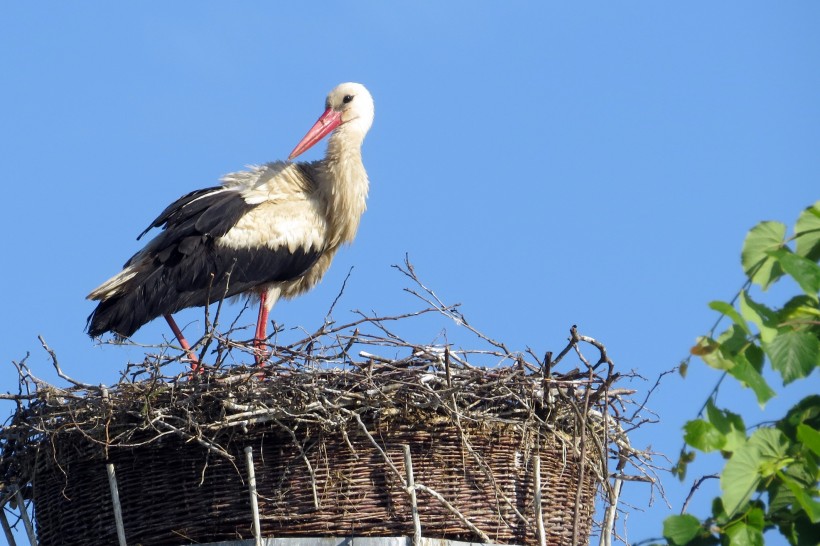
187, 356, 204, 375
253, 340, 269, 366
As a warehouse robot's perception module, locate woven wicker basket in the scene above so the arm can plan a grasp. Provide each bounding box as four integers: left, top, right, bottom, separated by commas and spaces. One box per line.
32, 415, 598, 546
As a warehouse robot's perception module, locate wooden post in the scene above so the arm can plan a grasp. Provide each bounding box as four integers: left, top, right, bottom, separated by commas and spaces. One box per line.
534, 455, 546, 546
402, 444, 422, 546
106, 463, 128, 546
245, 446, 262, 546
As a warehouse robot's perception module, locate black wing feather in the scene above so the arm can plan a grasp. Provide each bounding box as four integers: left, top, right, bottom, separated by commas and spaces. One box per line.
88, 187, 323, 338
137, 186, 230, 240
126, 188, 252, 267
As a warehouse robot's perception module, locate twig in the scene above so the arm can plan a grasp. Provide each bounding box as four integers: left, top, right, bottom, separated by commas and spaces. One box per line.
271, 417, 320, 509
394, 256, 512, 355
681, 474, 719, 514
38, 336, 96, 390
326, 266, 354, 320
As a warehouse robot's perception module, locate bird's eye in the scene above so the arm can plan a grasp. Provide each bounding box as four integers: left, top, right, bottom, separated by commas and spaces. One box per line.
343, 94, 354, 104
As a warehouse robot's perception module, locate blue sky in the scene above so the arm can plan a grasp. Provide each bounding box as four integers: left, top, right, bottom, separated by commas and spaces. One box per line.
1, 2, 818, 544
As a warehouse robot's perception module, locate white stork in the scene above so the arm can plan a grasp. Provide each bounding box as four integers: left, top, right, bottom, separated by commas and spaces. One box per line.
87, 82, 374, 365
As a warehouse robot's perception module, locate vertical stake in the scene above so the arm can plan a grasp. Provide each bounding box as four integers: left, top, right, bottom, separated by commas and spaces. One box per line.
444, 347, 452, 388
13, 488, 37, 546
0, 504, 18, 546
402, 444, 422, 546
534, 455, 546, 546
245, 446, 262, 546
106, 463, 128, 546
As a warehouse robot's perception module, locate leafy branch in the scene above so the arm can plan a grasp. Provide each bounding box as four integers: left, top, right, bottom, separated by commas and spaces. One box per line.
662, 201, 820, 546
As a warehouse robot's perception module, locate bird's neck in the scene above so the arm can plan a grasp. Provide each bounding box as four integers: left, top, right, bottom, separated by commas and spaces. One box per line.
316, 134, 369, 247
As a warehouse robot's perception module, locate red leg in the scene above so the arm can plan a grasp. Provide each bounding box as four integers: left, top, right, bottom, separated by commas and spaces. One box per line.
254, 292, 270, 366
164, 314, 200, 371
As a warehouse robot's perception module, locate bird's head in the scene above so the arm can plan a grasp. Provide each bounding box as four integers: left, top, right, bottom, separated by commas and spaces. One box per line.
289, 82, 374, 160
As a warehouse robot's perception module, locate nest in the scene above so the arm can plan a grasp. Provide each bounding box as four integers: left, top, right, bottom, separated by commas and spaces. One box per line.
0, 266, 654, 546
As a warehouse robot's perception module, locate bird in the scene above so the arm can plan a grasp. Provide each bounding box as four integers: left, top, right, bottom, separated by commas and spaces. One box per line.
86, 82, 374, 365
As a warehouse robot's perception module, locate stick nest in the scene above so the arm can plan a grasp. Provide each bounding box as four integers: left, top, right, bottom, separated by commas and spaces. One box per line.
0, 264, 657, 546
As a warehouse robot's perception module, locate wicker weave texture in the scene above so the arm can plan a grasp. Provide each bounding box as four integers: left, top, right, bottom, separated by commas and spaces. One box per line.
33, 421, 597, 546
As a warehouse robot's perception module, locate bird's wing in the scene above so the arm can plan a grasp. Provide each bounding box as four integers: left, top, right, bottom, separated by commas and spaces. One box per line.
126, 187, 253, 266
137, 186, 240, 240
88, 183, 325, 337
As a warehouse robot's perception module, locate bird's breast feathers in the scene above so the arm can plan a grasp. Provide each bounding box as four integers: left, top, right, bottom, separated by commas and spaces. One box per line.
218, 198, 327, 256
214, 162, 328, 255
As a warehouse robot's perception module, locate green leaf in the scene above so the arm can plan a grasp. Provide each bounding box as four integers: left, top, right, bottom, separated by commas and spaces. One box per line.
663, 514, 703, 545
767, 329, 820, 385
725, 519, 764, 546
777, 514, 820, 546
787, 396, 820, 428
781, 295, 820, 323
797, 424, 820, 457
722, 443, 763, 517
749, 428, 789, 476
718, 324, 753, 355
792, 516, 820, 546
769, 248, 820, 300
780, 472, 820, 524
694, 327, 774, 405
710, 300, 751, 335
726, 352, 776, 407
685, 419, 726, 452
779, 395, 820, 441
795, 201, 820, 261
724, 506, 765, 546
744, 343, 765, 374
781, 459, 818, 492
711, 496, 729, 524
739, 292, 778, 344
694, 336, 735, 371
722, 429, 788, 516
742, 221, 786, 290
706, 400, 747, 452
767, 479, 796, 516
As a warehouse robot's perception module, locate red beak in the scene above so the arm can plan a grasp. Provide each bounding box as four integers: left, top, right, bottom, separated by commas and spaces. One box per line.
289, 108, 343, 160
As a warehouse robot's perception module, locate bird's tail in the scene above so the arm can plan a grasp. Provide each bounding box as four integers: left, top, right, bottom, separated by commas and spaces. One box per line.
85, 263, 181, 338
87, 268, 138, 302
85, 256, 251, 339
